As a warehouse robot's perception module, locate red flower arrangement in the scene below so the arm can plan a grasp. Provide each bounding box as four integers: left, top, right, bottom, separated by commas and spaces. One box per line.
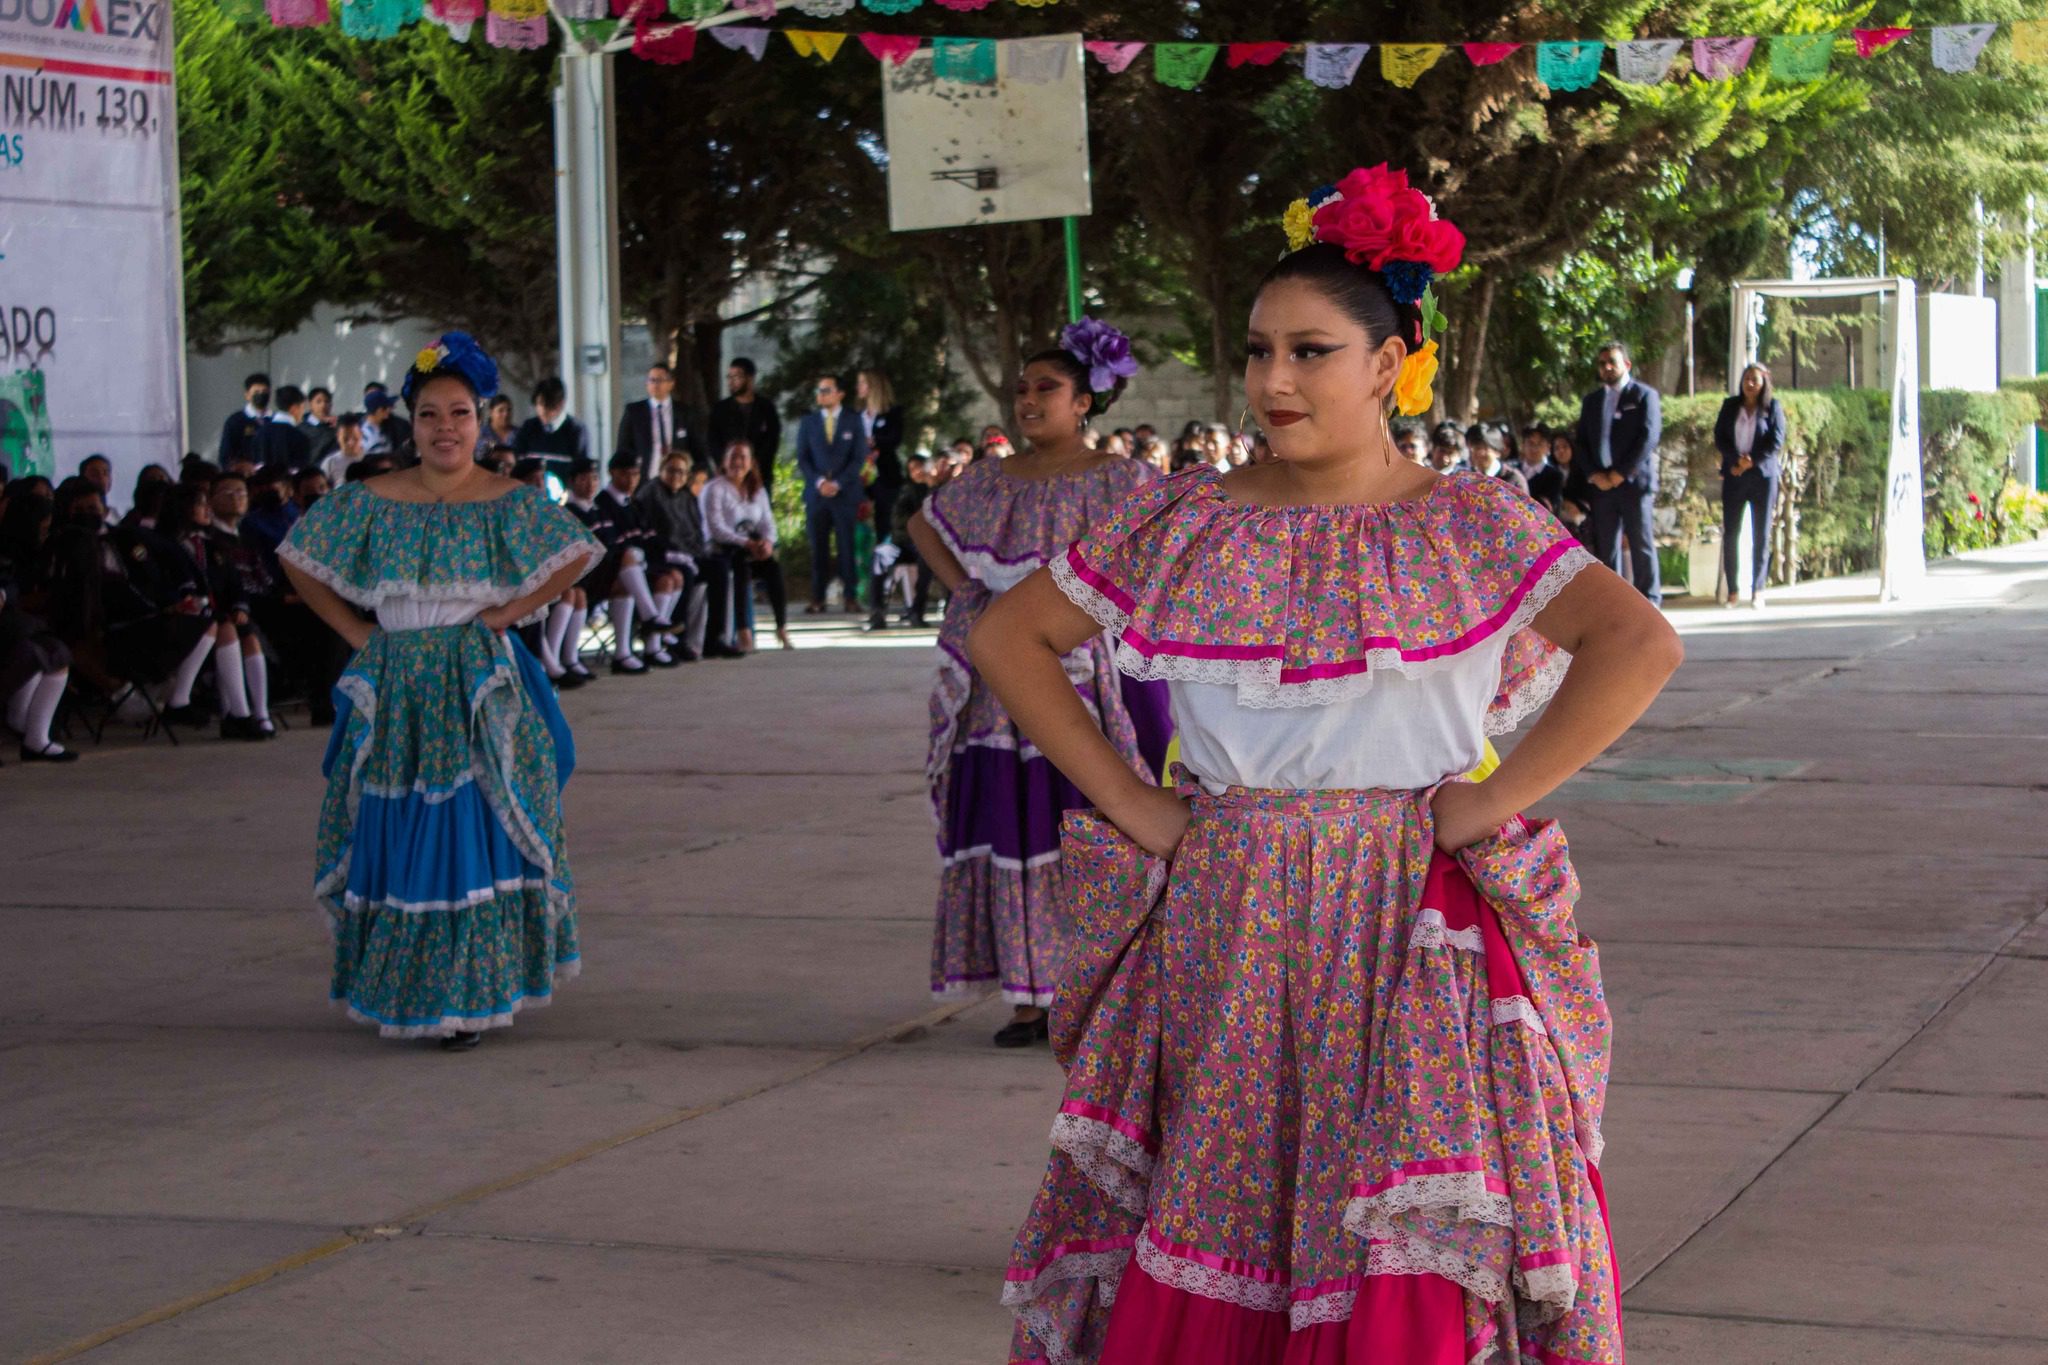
1309, 165, 1465, 275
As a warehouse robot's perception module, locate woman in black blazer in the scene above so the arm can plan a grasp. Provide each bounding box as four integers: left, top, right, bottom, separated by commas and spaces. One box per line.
857, 369, 907, 629
1713, 364, 1787, 607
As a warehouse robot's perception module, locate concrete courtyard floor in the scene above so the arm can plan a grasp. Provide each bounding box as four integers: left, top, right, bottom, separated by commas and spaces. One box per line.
5, 545, 2048, 1364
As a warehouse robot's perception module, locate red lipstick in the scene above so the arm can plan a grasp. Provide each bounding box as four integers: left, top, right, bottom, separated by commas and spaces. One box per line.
1265, 410, 1307, 427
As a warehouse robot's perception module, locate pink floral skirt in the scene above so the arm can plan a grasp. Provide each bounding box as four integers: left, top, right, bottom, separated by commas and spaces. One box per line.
1002, 783, 1622, 1364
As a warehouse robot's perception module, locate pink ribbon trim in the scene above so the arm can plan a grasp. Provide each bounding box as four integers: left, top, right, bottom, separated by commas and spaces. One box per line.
1006, 1233, 1137, 1281
1058, 1098, 1160, 1153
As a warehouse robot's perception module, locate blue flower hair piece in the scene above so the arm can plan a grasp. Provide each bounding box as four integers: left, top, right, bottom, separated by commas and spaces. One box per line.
402, 331, 500, 406
1382, 260, 1435, 306
1058, 316, 1139, 395
1308, 183, 1342, 210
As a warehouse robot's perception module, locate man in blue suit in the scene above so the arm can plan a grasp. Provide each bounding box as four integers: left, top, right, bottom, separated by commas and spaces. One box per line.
795, 372, 865, 613
1573, 341, 1663, 603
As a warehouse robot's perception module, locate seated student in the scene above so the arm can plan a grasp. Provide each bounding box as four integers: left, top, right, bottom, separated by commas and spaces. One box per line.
1468, 424, 1531, 497
508, 458, 591, 688
39, 478, 213, 712
595, 453, 683, 665
635, 449, 742, 660
0, 489, 76, 762
1427, 420, 1468, 474
562, 457, 673, 675
700, 440, 788, 651
158, 481, 269, 740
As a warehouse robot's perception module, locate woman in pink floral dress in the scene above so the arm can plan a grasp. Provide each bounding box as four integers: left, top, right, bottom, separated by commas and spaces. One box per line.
971, 169, 1681, 1363
909, 319, 1172, 1049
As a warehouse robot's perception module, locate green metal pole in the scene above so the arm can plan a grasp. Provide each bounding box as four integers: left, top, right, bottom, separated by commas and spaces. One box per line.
1063, 217, 1084, 322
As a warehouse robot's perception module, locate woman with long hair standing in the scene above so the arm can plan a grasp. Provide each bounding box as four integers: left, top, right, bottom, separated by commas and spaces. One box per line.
976, 168, 1680, 1362
1713, 363, 1786, 607
279, 334, 601, 1049
907, 319, 1171, 1048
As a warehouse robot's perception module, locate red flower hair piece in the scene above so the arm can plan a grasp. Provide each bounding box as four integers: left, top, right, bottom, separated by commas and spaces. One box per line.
1309, 164, 1465, 275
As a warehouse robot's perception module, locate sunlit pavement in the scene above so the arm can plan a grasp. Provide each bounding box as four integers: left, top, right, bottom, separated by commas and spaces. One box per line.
3, 546, 2046, 1363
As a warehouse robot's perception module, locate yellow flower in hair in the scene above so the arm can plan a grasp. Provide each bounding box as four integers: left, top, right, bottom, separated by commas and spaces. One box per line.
1393, 340, 1439, 417
1283, 199, 1315, 252
415, 346, 441, 373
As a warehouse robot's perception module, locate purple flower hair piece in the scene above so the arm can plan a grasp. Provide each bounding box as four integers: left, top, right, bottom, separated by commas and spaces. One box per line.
1058, 316, 1139, 394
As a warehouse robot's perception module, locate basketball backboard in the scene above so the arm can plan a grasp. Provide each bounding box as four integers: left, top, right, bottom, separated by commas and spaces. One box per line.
881, 36, 1092, 233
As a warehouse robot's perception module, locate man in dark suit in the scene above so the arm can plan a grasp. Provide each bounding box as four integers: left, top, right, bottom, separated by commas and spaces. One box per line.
794, 372, 864, 613
707, 357, 782, 491
615, 362, 705, 480
1573, 341, 1662, 603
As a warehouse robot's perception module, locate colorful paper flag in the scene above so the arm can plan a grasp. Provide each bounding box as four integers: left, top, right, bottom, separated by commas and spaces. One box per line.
1930, 23, 1995, 72
789, 0, 854, 16
1852, 26, 1909, 58
1616, 38, 1683, 83
785, 29, 847, 60
933, 35, 996, 82
859, 32, 921, 64
566, 16, 617, 43
930, 0, 993, 9
730, 0, 776, 14
710, 25, 770, 59
1226, 42, 1290, 69
1085, 40, 1145, 73
1769, 33, 1833, 82
861, 0, 922, 13
1536, 40, 1603, 90
630, 19, 695, 61
1462, 42, 1519, 67
1155, 42, 1220, 88
1692, 36, 1757, 79
558, 0, 606, 17
340, 0, 420, 39
484, 10, 546, 44
1381, 43, 1445, 87
430, 0, 482, 20
1302, 43, 1368, 88
1006, 37, 1073, 84
266, 0, 332, 27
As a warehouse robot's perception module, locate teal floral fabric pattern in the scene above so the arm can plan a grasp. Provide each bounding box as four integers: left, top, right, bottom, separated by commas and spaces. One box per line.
279, 482, 601, 625
282, 484, 600, 1039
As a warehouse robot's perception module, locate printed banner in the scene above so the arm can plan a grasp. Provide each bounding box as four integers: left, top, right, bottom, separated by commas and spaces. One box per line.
0, 0, 184, 489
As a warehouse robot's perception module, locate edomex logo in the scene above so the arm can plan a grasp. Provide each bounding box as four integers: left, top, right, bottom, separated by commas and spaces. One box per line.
0, 0, 162, 36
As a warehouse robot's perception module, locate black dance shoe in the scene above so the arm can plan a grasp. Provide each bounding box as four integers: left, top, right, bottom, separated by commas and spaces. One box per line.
439, 1031, 482, 1051
993, 1014, 1051, 1048
19, 742, 79, 764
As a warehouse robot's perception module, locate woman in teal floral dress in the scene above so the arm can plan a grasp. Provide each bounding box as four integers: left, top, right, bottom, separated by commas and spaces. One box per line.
279, 334, 602, 1049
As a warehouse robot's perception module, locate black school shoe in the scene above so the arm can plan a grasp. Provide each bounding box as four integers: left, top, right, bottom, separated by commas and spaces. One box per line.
993, 1014, 1051, 1048
160, 703, 210, 728
19, 742, 79, 764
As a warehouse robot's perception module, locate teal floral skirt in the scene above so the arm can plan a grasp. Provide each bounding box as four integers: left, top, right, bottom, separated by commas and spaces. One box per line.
318, 623, 580, 1038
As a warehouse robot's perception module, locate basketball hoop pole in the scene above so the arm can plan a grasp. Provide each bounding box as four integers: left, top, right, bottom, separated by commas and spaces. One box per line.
1063, 217, 1084, 322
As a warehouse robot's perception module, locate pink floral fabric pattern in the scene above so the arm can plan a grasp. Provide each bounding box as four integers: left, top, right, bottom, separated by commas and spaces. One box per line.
925, 457, 1165, 1005
1050, 466, 1594, 719
1005, 800, 1619, 1365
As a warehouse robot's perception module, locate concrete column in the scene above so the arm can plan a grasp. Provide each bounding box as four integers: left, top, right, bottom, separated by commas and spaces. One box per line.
1996, 198, 2037, 490
554, 48, 623, 457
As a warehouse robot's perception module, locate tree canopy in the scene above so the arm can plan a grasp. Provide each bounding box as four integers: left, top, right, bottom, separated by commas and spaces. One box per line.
176, 0, 2048, 426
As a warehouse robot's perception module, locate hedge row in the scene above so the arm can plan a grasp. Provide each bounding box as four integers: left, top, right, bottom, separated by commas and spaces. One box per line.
1545, 386, 2043, 582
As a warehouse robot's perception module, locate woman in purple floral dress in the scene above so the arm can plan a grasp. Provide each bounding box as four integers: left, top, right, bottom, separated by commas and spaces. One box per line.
971, 169, 1681, 1363
908, 320, 1172, 1049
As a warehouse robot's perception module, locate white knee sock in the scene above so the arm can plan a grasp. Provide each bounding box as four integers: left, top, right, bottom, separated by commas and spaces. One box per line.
654, 588, 682, 636
244, 651, 271, 726
609, 597, 636, 659
213, 641, 251, 717
566, 606, 589, 670
616, 563, 660, 621
543, 602, 575, 676
24, 669, 66, 751
169, 632, 213, 707
6, 676, 32, 733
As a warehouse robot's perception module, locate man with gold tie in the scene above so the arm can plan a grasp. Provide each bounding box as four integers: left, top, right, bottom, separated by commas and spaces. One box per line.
795, 372, 865, 614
